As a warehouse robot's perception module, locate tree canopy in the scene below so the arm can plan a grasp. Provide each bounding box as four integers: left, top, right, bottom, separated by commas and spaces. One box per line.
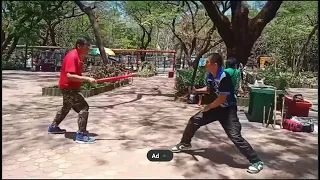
1, 0, 318, 73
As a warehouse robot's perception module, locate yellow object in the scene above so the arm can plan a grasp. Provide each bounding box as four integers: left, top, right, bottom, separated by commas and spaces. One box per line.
259, 56, 271, 68
104, 48, 115, 56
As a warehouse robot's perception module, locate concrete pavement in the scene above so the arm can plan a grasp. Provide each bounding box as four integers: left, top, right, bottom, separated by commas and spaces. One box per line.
2, 71, 318, 179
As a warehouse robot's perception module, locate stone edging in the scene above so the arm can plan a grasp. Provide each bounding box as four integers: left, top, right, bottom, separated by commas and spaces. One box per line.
42, 79, 129, 97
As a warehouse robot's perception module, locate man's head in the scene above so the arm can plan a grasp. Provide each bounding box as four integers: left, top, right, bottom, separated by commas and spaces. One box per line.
205, 53, 223, 74
226, 57, 238, 69
75, 37, 92, 56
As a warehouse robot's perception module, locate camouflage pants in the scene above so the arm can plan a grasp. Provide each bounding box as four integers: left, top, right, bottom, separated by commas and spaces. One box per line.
51, 89, 89, 132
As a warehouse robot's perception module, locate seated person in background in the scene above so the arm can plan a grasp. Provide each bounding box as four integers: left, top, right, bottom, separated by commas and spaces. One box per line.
224, 57, 242, 96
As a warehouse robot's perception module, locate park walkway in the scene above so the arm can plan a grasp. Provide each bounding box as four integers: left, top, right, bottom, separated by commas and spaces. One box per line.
2, 71, 318, 179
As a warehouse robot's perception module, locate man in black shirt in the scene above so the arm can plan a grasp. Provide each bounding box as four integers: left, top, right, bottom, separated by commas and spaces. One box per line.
171, 53, 264, 174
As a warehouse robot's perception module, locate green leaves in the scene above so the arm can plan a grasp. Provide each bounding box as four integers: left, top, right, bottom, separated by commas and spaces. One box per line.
2, 1, 80, 50
88, 63, 126, 80
255, 67, 316, 89
137, 61, 157, 76
176, 67, 207, 95
256, 1, 318, 71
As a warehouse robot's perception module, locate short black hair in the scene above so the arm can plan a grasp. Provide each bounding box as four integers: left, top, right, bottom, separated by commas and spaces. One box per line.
75, 36, 92, 48
226, 57, 238, 69
207, 53, 223, 67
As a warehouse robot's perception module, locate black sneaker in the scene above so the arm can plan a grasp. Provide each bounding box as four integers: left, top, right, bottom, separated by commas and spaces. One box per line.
48, 125, 66, 134
171, 143, 192, 153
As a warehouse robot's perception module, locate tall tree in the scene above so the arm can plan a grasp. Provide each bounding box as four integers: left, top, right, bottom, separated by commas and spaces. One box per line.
262, 1, 318, 72
163, 1, 229, 88
163, 1, 227, 67
122, 1, 163, 62
1, 1, 67, 59
201, 1, 283, 65
74, 1, 107, 63
40, 2, 88, 46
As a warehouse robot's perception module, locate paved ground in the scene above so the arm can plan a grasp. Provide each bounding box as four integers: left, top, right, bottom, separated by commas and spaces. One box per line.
2, 70, 318, 179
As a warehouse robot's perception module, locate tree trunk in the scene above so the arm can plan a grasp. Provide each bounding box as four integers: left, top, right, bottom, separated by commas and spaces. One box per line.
189, 39, 223, 88
4, 36, 20, 61
1, 29, 5, 45
190, 56, 201, 88
24, 44, 28, 68
75, 1, 107, 63
226, 44, 252, 65
201, 1, 283, 65
139, 30, 152, 63
139, 30, 146, 63
41, 29, 49, 46
140, 52, 146, 62
155, 26, 160, 49
3, 16, 43, 54
182, 53, 186, 69
184, 54, 192, 67
190, 49, 213, 88
49, 26, 57, 46
1, 34, 14, 54
295, 23, 318, 74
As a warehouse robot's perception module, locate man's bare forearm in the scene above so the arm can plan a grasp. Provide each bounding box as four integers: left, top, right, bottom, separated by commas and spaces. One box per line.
67, 73, 89, 82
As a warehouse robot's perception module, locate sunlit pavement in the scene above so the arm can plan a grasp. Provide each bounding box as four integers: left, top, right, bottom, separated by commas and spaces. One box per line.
2, 70, 318, 179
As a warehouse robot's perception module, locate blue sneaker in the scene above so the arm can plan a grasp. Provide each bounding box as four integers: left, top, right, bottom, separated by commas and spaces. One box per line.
75, 132, 96, 144
48, 125, 66, 134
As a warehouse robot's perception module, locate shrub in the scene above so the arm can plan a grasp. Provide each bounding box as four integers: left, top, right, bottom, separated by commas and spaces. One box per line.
83, 63, 126, 89
249, 67, 317, 90
137, 61, 158, 76
88, 63, 126, 80
175, 67, 207, 96
81, 82, 108, 90
2, 60, 24, 70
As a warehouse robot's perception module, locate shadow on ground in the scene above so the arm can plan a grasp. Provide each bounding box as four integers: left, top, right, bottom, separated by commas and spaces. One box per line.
2, 72, 318, 179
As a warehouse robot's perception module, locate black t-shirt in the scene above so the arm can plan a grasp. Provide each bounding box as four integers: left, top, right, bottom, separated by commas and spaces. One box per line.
206, 69, 237, 107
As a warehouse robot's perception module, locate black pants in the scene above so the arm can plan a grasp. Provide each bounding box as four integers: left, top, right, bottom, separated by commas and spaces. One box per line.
180, 106, 260, 163
51, 89, 89, 133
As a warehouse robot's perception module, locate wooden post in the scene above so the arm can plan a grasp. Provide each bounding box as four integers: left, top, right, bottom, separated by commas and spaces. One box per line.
182, 53, 186, 69
136, 53, 139, 70
273, 88, 277, 129
24, 44, 28, 69
173, 52, 176, 71
31, 47, 34, 70
130, 52, 133, 68
155, 52, 157, 67
163, 56, 166, 71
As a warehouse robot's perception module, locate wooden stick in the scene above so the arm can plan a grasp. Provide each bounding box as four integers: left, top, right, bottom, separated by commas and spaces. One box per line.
273, 89, 277, 129
263, 106, 266, 127
266, 104, 272, 128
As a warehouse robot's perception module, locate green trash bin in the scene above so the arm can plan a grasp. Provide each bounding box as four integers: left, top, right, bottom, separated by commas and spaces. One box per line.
247, 87, 284, 123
